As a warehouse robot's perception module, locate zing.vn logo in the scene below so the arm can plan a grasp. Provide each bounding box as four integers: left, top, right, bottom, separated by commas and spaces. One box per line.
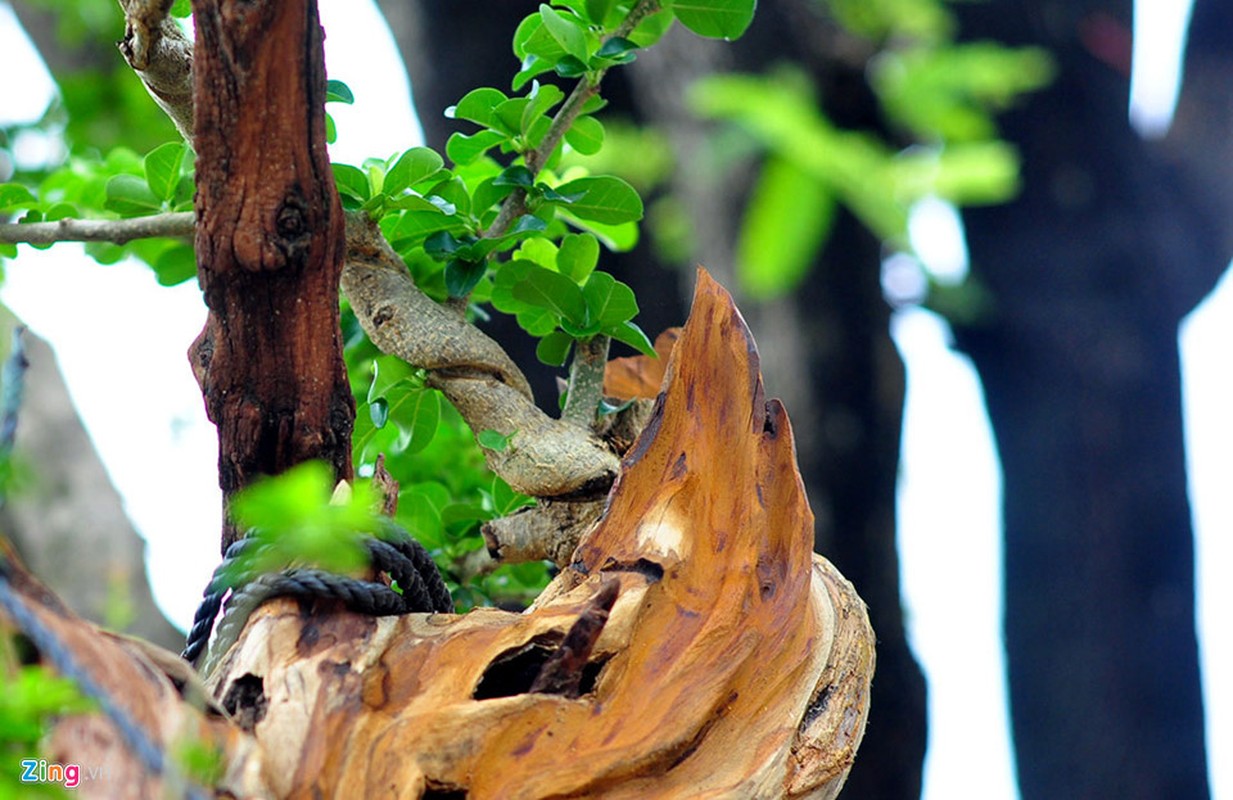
20, 759, 84, 790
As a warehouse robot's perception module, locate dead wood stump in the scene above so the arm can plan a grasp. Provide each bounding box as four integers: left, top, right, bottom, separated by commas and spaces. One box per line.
0, 271, 873, 799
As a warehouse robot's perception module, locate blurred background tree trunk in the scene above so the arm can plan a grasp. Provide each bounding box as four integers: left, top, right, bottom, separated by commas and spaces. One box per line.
0, 318, 181, 650
376, 2, 926, 796
950, 1, 1233, 796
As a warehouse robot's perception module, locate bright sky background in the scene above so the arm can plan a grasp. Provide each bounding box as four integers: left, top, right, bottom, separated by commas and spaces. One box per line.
0, 1, 1228, 798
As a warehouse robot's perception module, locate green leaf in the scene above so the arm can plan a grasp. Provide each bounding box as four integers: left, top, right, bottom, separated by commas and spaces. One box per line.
0, 183, 38, 211
539, 4, 590, 61
104, 174, 162, 216
448, 87, 509, 127
585, 0, 617, 24
552, 176, 643, 224
582, 271, 639, 326
495, 165, 535, 188
389, 387, 441, 455
564, 115, 605, 155
672, 0, 757, 40
629, 8, 675, 48
367, 355, 419, 403
607, 320, 656, 356
736, 155, 835, 300
512, 16, 568, 91
152, 243, 198, 286
522, 82, 566, 133
445, 259, 488, 298
512, 264, 588, 324
477, 429, 516, 452
446, 130, 509, 165
596, 36, 638, 60
326, 79, 355, 105
332, 163, 371, 203
536, 331, 574, 366
384, 209, 462, 247
557, 212, 640, 251
143, 142, 188, 204
554, 55, 589, 78
557, 233, 600, 283
385, 147, 446, 195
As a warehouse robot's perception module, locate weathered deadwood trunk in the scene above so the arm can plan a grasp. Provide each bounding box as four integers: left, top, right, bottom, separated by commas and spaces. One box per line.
190, 0, 353, 551
0, 272, 875, 799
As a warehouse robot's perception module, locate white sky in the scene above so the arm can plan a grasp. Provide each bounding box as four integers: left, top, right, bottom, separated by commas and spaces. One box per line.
0, 1, 1227, 798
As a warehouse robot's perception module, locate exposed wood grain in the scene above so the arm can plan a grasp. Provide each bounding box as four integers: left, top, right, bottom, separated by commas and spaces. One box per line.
1, 270, 873, 799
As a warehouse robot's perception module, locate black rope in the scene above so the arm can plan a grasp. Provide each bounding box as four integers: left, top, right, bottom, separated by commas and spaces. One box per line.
182, 522, 453, 670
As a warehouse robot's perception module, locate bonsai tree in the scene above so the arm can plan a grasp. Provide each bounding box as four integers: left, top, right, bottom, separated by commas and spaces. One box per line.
0, 1, 874, 796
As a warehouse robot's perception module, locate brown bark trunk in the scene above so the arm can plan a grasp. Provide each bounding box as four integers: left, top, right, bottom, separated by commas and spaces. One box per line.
189, 0, 353, 551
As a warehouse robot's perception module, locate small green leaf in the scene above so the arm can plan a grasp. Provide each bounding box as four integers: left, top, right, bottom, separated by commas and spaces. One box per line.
0, 183, 38, 211
495, 165, 535, 188
672, 0, 757, 40
552, 176, 643, 224
585, 0, 617, 25
104, 174, 162, 216
477, 429, 516, 452
326, 79, 355, 105
554, 55, 590, 78
385, 147, 446, 195
607, 320, 656, 356
582, 271, 639, 326
536, 331, 574, 366
446, 130, 506, 165
448, 87, 509, 127
512, 264, 588, 324
152, 243, 198, 286
389, 387, 441, 455
596, 36, 638, 59
557, 233, 600, 283
367, 355, 419, 403
522, 82, 566, 133
564, 115, 605, 155
143, 142, 187, 204
539, 4, 590, 61
332, 163, 371, 203
445, 259, 488, 298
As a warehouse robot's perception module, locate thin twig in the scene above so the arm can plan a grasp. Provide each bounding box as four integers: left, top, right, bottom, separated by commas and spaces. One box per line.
0, 212, 195, 246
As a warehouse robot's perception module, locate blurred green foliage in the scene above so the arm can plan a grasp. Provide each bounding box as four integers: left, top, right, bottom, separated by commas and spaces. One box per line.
687, 0, 1053, 301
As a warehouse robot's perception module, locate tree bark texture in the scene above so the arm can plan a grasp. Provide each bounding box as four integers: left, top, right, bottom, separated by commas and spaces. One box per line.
378, 5, 925, 796
0, 271, 875, 799
951, 1, 1232, 796
190, 0, 353, 552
